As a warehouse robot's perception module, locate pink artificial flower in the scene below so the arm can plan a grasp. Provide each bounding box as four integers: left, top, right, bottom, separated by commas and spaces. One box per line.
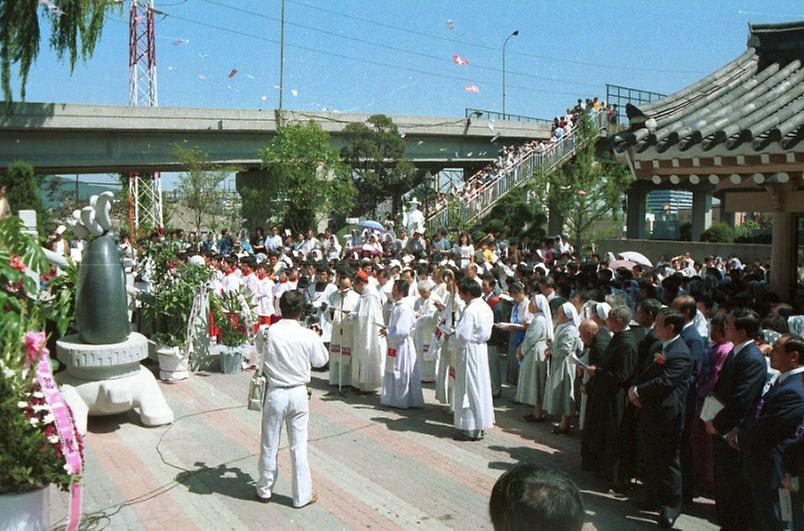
24, 331, 47, 365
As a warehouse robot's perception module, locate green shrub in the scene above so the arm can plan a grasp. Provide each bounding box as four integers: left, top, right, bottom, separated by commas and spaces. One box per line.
701, 222, 734, 243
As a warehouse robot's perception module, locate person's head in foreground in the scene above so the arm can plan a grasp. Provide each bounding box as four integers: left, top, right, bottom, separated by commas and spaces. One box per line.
490, 464, 584, 531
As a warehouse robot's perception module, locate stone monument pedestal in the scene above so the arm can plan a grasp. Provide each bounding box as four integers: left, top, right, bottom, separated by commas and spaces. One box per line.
56, 332, 174, 434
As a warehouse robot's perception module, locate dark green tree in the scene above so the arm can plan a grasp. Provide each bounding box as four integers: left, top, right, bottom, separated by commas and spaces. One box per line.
1, 160, 42, 216
262, 121, 355, 233
341, 114, 417, 218
1, 0, 115, 107
529, 113, 633, 252
481, 187, 547, 241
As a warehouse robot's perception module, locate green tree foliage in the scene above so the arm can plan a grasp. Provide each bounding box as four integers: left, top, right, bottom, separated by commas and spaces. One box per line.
262, 121, 355, 233
174, 146, 237, 236
1, 160, 42, 217
701, 222, 734, 243
480, 188, 546, 241
1, 0, 113, 107
341, 114, 418, 218
529, 113, 633, 252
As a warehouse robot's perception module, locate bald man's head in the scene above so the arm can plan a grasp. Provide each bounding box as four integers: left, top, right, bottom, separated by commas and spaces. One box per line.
579, 320, 600, 346
671, 295, 697, 323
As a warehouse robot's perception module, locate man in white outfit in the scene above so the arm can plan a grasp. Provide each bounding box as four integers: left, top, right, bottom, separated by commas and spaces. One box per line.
452, 277, 495, 441
256, 290, 328, 507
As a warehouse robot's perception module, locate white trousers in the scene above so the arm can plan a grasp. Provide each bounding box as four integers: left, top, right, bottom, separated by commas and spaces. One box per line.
257, 385, 312, 507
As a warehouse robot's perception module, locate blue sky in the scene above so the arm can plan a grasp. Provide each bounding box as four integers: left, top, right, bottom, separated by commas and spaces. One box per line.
12, 0, 804, 189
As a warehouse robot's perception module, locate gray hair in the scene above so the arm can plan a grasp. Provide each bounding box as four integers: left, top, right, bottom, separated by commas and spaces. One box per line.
608, 305, 633, 326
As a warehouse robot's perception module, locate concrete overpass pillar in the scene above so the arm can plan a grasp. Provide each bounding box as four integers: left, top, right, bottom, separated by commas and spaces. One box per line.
626, 186, 647, 239
691, 190, 712, 241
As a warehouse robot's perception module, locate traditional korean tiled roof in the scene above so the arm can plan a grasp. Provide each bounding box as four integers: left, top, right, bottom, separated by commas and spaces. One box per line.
614, 21, 804, 153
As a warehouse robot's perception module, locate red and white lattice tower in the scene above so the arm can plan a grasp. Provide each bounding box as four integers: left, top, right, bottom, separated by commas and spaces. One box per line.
128, 0, 164, 232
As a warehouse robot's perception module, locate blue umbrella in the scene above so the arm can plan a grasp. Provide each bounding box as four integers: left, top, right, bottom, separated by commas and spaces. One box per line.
357, 220, 385, 232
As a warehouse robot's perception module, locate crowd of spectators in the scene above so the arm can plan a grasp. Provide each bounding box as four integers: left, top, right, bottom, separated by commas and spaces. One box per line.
125, 221, 802, 529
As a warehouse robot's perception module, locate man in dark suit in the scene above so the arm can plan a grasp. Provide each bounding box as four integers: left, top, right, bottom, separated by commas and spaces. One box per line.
735, 334, 804, 531
706, 308, 768, 531
672, 295, 706, 504
585, 305, 638, 490
629, 308, 692, 528
621, 298, 663, 489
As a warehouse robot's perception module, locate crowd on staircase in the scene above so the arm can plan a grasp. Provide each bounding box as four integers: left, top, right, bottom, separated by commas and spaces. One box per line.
432, 96, 616, 215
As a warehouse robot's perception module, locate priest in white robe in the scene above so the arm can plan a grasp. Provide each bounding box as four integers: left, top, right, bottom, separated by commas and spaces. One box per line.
452, 277, 495, 441
327, 275, 360, 388
435, 270, 464, 407
351, 271, 386, 393
414, 280, 441, 383
380, 280, 424, 409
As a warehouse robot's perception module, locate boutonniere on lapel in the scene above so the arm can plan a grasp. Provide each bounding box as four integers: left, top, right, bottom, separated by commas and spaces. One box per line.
654, 353, 666, 365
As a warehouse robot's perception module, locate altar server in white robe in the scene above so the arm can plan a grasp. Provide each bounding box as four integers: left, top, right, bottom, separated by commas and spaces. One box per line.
327, 275, 360, 387
544, 302, 581, 434
452, 277, 495, 441
351, 271, 386, 393
254, 262, 276, 326
435, 269, 465, 406
222, 258, 242, 293
414, 280, 441, 382
380, 280, 425, 409
306, 266, 337, 344
516, 294, 553, 421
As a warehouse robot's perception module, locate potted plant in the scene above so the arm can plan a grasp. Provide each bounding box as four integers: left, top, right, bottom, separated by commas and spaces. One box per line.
212, 289, 255, 374
0, 217, 83, 530
217, 313, 249, 374
140, 245, 214, 381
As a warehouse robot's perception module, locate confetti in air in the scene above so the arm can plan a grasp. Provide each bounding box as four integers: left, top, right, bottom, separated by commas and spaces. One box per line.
465, 84, 480, 93
260, 96, 268, 101
453, 55, 469, 66
197, 74, 207, 80
290, 89, 298, 97
228, 69, 238, 78
172, 39, 189, 46
447, 19, 455, 30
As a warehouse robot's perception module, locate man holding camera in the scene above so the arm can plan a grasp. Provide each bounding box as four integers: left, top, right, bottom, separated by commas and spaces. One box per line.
256, 290, 328, 508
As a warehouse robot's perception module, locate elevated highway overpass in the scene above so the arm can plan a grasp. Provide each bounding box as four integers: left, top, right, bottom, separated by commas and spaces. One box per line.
0, 102, 552, 176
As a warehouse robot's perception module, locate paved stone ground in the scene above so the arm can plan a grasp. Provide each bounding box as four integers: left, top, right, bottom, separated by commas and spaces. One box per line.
48, 363, 720, 530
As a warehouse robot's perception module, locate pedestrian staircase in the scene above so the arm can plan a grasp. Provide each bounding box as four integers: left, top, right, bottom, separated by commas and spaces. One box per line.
426, 110, 608, 229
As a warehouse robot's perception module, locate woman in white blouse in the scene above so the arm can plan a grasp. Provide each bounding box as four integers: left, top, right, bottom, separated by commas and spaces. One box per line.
454, 232, 474, 270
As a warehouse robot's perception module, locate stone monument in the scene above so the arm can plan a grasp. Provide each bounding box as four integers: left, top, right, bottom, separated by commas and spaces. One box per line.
56, 192, 173, 434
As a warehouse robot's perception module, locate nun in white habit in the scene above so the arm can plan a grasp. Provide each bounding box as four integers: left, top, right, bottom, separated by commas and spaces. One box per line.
516, 294, 553, 422
544, 302, 581, 434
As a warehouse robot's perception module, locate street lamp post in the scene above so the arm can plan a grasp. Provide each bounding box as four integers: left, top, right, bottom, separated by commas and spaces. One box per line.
502, 30, 519, 119
278, 0, 286, 110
